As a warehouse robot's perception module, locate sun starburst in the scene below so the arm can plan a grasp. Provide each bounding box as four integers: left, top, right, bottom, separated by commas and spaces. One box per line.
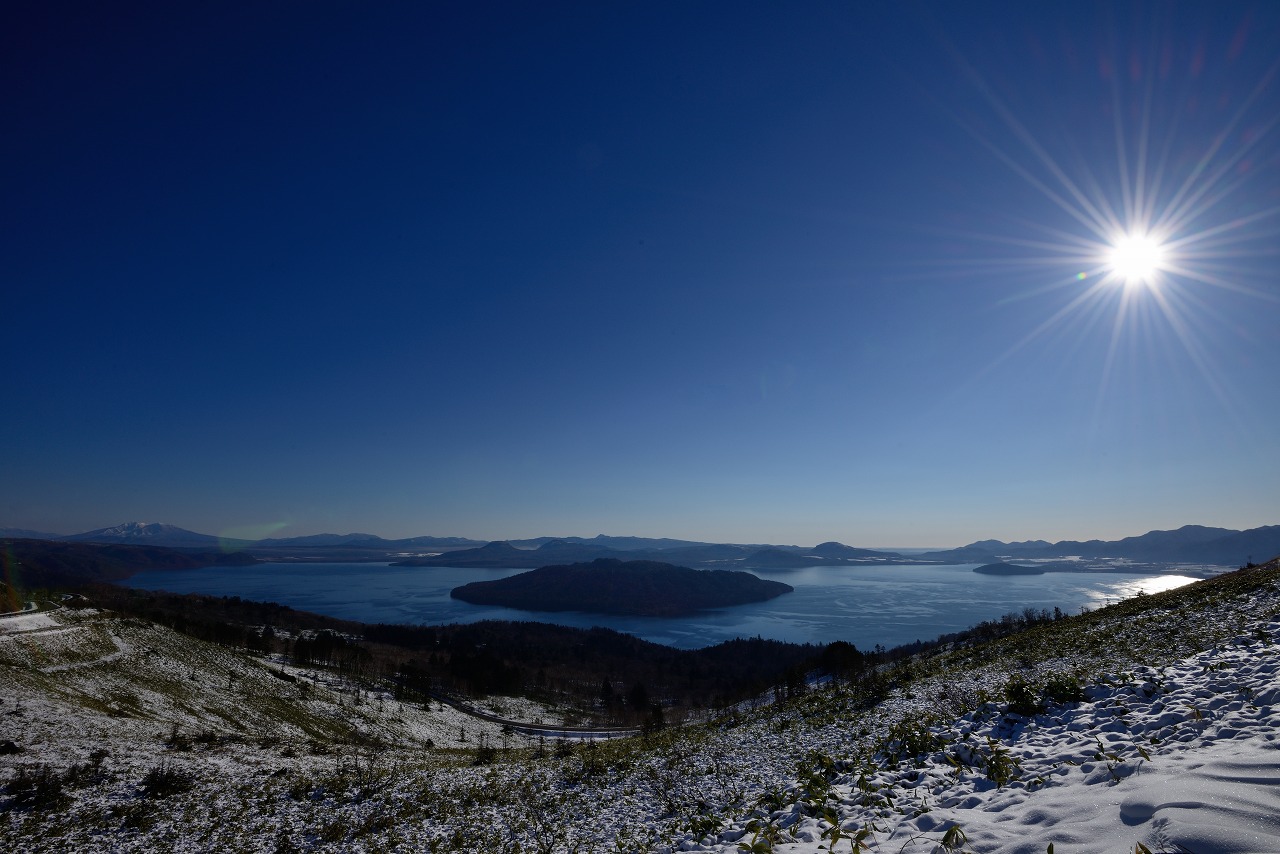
1107, 232, 1167, 287
909, 15, 1280, 422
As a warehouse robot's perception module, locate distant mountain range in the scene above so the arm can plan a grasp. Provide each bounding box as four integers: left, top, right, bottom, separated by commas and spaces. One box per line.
252, 533, 484, 550
504, 534, 720, 551
923, 524, 1280, 567
392, 538, 914, 570
6, 523, 487, 553
4, 521, 1277, 569
0, 527, 64, 540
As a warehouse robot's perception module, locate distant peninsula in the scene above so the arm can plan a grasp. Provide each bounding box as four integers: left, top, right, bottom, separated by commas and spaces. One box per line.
450, 558, 793, 617
973, 562, 1045, 576
0, 537, 259, 587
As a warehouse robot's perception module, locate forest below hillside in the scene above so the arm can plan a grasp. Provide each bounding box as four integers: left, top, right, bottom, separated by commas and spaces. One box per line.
53, 578, 1081, 726
71, 583, 822, 721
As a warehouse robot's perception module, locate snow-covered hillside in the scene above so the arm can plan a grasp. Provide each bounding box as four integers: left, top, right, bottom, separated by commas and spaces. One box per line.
2, 560, 1278, 852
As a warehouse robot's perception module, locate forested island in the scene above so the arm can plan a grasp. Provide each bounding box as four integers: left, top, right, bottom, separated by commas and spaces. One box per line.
973, 562, 1045, 576
450, 558, 793, 616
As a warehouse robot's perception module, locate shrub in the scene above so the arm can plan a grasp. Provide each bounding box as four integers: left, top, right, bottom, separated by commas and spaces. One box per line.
110, 802, 155, 831
166, 724, 192, 752
983, 738, 1020, 787
1003, 676, 1043, 716
2, 765, 67, 812
141, 762, 193, 798
1043, 674, 1084, 704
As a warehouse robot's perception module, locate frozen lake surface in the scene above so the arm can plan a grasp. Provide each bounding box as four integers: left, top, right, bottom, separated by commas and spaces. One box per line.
124, 561, 1199, 650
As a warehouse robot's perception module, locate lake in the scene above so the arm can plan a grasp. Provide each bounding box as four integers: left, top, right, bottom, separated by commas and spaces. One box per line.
122, 562, 1200, 651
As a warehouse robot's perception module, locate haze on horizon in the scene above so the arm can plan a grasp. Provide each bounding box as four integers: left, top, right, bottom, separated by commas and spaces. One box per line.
4, 3, 1278, 548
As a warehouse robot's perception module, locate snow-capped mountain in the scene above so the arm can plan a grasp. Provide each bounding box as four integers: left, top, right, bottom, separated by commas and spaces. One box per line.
64, 521, 222, 549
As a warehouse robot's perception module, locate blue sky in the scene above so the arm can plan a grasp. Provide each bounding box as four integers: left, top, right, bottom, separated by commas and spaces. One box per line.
4, 2, 1278, 546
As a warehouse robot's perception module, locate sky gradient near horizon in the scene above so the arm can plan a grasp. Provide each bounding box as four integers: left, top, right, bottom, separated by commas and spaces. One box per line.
4, 2, 1278, 547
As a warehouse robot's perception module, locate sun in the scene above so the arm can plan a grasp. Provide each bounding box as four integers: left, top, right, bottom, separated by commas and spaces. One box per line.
1107, 232, 1166, 287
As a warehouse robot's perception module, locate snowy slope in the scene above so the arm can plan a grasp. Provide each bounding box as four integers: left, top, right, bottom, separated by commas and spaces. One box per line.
2, 560, 1278, 852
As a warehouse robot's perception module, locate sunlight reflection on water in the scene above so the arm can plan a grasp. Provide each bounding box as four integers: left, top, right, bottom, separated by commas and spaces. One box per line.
1082, 574, 1200, 607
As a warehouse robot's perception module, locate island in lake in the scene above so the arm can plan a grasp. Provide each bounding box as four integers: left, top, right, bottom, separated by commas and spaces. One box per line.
973, 562, 1045, 576
449, 558, 793, 617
